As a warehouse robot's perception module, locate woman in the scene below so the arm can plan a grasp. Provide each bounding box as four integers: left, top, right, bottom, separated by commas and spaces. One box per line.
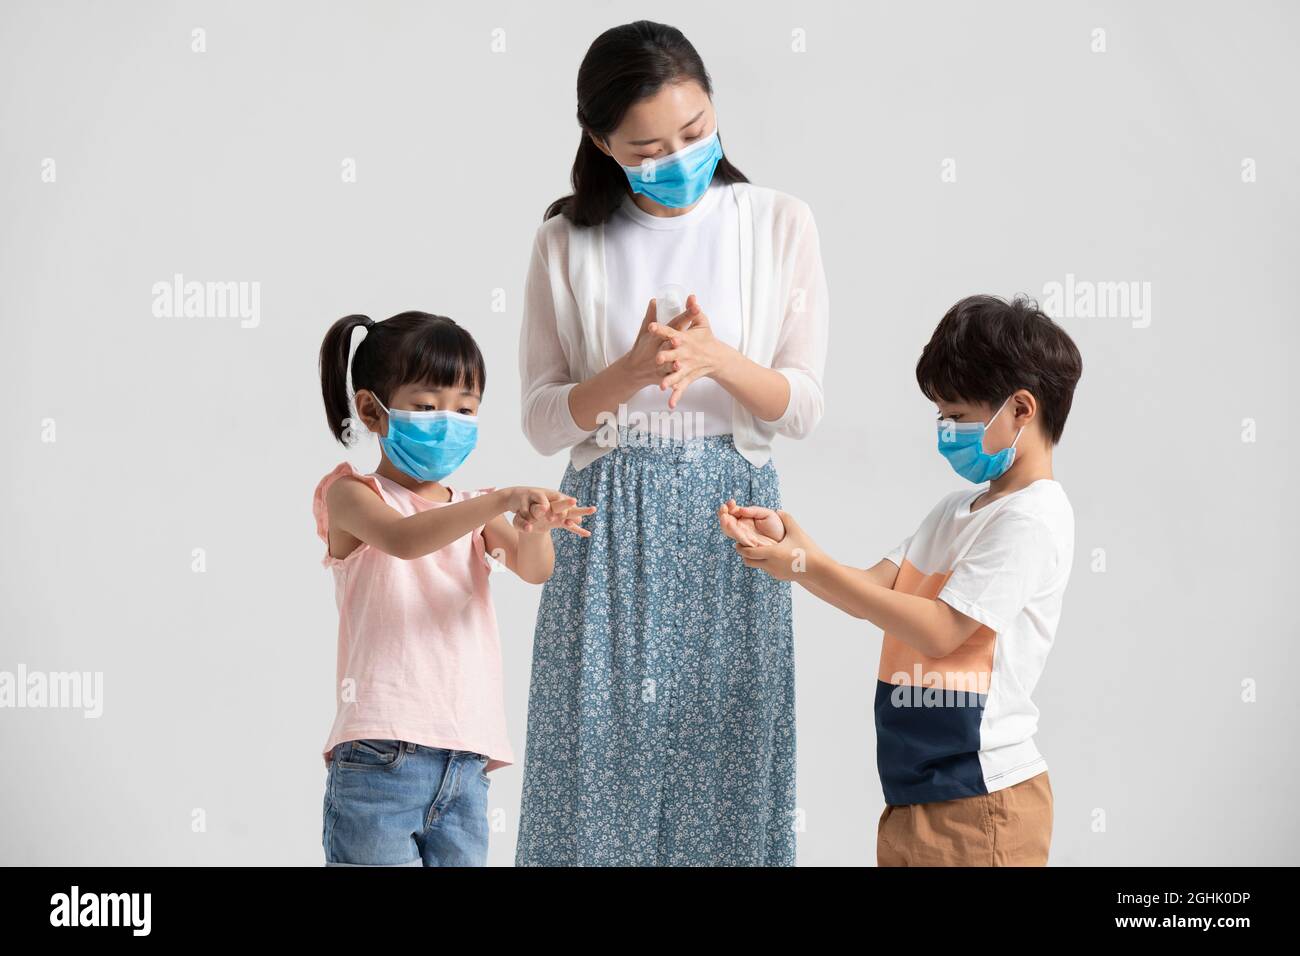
516, 21, 829, 866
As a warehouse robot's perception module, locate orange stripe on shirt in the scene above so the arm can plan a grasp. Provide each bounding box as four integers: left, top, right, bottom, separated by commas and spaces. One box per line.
878, 559, 995, 693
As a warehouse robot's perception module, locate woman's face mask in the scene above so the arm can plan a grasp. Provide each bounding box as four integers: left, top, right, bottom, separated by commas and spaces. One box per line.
371, 394, 478, 483
615, 126, 723, 209
936, 396, 1024, 484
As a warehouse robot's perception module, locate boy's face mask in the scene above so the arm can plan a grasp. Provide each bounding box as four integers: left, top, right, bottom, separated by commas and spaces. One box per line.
936, 396, 1023, 484
616, 127, 723, 209
372, 394, 478, 483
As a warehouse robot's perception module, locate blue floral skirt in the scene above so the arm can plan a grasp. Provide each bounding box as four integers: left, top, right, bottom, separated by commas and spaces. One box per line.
515, 430, 795, 866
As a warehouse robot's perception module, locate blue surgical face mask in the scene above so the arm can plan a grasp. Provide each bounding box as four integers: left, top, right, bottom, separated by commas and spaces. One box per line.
372, 394, 478, 483
936, 396, 1024, 484
617, 127, 723, 209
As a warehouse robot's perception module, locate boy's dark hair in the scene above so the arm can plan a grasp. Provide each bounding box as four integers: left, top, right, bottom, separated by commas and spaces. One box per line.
318, 311, 486, 445
916, 295, 1082, 443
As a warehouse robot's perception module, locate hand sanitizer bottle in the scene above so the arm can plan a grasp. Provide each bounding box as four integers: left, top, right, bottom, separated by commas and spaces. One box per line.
655, 283, 689, 328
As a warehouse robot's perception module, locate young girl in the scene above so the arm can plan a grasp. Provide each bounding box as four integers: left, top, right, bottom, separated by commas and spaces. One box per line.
313, 310, 594, 867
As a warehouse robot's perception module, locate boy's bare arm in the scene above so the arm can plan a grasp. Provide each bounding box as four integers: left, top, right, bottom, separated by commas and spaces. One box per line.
735, 512, 981, 658
802, 555, 981, 658
799, 557, 899, 608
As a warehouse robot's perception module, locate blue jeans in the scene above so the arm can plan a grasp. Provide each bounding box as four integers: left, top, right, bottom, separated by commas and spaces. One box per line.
322, 739, 492, 866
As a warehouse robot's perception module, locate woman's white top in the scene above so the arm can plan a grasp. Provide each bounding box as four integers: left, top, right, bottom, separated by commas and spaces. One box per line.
603, 182, 742, 437
518, 181, 829, 470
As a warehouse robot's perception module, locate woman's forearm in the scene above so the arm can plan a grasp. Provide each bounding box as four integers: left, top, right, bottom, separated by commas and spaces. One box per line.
714, 349, 792, 422
567, 356, 645, 431
568, 343, 792, 429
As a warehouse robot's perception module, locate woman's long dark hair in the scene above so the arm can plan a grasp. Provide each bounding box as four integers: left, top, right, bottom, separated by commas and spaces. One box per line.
545, 20, 748, 226
318, 311, 486, 444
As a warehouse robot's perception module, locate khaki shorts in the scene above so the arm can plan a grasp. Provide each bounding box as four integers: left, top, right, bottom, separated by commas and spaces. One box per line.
877, 770, 1053, 866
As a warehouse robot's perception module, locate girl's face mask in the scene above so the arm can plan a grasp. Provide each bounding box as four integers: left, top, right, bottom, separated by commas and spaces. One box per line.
936, 396, 1023, 484
372, 394, 478, 483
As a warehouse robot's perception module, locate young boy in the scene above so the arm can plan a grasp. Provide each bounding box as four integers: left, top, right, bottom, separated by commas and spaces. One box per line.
720, 294, 1082, 866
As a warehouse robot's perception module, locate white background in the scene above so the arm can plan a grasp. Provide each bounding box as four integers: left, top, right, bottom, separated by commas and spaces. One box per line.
1, 0, 1296, 865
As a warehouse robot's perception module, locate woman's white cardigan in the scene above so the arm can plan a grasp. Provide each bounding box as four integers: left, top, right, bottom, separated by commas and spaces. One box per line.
518, 181, 829, 470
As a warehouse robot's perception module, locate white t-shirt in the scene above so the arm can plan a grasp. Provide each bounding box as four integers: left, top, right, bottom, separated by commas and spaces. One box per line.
603, 181, 742, 436
519, 182, 829, 469
876, 479, 1074, 805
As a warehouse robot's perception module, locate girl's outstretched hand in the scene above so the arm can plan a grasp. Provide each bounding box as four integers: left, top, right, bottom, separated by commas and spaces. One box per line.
717, 499, 786, 547
507, 487, 596, 537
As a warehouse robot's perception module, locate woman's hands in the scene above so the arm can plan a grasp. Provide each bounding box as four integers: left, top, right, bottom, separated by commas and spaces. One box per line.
614, 297, 681, 390
649, 294, 740, 409
613, 293, 740, 407
717, 499, 786, 547
570, 291, 789, 429
501, 487, 595, 537
568, 297, 682, 431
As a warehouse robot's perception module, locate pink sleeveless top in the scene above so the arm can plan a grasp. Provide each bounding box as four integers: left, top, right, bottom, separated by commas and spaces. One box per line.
313, 462, 514, 772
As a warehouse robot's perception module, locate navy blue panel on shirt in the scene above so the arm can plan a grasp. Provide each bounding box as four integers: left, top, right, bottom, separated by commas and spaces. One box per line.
874, 679, 988, 806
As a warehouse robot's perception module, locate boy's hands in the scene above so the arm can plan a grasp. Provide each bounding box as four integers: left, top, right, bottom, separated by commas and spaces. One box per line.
734, 510, 824, 581
717, 499, 786, 547
503, 487, 596, 537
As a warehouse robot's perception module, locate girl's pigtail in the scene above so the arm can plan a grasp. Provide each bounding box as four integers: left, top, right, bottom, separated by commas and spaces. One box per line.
319, 314, 374, 444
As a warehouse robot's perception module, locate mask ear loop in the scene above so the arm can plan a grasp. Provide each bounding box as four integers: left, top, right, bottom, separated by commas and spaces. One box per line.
989, 395, 1013, 424
988, 395, 1025, 453
366, 391, 390, 437
995, 395, 1026, 450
